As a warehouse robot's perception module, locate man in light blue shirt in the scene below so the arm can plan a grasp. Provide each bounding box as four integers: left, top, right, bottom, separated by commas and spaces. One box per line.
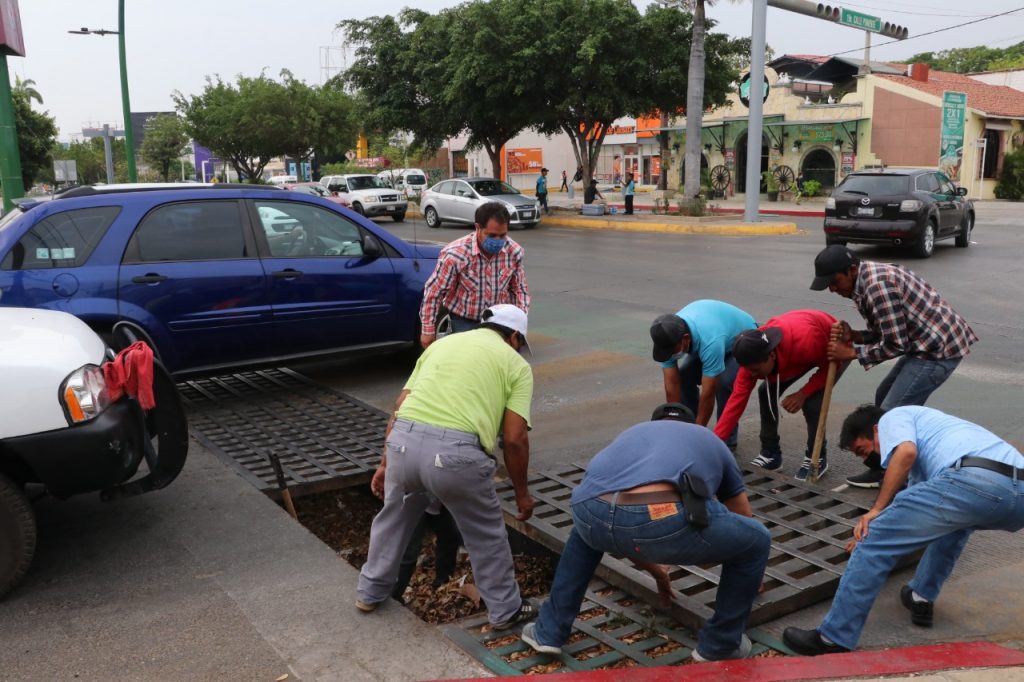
785, 405, 1024, 655
650, 300, 757, 448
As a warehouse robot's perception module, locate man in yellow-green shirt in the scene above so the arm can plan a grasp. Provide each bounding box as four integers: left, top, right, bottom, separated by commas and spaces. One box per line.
357, 304, 538, 629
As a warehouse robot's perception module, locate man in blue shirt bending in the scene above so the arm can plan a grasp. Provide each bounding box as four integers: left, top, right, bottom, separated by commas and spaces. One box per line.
520, 403, 770, 662
785, 405, 1024, 655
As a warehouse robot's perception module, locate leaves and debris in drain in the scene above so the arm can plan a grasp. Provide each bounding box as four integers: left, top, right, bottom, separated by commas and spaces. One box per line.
293, 487, 555, 624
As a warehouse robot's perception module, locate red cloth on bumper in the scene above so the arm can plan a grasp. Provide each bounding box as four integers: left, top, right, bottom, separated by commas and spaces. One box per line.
103, 341, 156, 410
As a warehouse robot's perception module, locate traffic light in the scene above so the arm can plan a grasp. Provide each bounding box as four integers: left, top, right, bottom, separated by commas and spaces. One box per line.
815, 4, 839, 20
881, 22, 909, 39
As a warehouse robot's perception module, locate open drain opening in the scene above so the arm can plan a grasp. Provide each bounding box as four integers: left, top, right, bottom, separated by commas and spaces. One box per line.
288, 485, 557, 625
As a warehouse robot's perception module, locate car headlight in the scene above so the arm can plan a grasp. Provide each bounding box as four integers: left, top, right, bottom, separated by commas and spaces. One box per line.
899, 200, 922, 212
61, 364, 110, 424
825, 197, 836, 209
364, 196, 379, 203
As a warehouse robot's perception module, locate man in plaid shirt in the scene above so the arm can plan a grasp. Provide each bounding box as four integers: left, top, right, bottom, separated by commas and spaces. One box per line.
419, 202, 531, 349
810, 245, 978, 487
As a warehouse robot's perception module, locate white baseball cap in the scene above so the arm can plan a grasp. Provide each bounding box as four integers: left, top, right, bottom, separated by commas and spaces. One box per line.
481, 304, 531, 355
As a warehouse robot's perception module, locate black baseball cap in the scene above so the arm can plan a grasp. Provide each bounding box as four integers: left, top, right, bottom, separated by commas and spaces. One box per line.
650, 314, 690, 362
810, 245, 860, 290
732, 327, 783, 366
651, 402, 695, 423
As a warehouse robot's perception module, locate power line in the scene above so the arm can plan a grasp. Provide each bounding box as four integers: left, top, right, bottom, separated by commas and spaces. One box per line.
829, 6, 1024, 57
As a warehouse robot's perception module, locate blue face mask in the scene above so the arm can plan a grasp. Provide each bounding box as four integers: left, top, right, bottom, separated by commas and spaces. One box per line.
482, 236, 507, 254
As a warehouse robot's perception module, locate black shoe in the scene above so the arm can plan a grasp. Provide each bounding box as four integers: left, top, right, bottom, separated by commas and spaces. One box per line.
783, 627, 850, 656
494, 599, 538, 630
846, 468, 885, 488
900, 585, 934, 627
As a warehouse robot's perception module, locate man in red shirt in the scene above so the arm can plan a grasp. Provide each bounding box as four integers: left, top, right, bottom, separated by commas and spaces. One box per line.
419, 202, 530, 349
714, 310, 849, 481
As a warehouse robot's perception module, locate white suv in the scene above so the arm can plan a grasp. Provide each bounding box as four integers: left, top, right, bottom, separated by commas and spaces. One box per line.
0, 308, 188, 598
320, 174, 409, 222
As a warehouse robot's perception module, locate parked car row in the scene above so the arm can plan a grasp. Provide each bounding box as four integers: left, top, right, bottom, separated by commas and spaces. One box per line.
319, 174, 408, 221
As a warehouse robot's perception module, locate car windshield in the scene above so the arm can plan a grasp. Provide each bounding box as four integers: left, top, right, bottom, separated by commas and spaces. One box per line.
404, 174, 426, 185
837, 175, 910, 195
470, 180, 519, 196
346, 176, 386, 190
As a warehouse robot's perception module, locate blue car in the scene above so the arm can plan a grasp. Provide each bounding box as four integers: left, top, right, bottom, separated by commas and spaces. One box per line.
0, 184, 441, 376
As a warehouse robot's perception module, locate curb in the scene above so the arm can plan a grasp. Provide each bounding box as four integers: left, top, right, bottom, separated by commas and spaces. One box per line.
541, 215, 798, 236
714, 206, 825, 218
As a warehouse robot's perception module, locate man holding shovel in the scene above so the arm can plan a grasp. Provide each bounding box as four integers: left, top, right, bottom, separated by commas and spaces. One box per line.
714, 310, 849, 481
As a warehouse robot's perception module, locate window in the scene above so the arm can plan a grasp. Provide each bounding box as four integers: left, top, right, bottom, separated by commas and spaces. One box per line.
128, 202, 246, 262
934, 173, 957, 196
839, 175, 910, 194
915, 174, 940, 193
453, 182, 473, 197
255, 201, 366, 258
436, 181, 455, 195
1, 206, 121, 270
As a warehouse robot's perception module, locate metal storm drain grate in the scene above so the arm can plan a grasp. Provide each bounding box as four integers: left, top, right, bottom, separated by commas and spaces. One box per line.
178, 368, 387, 497
442, 578, 790, 675
496, 464, 908, 630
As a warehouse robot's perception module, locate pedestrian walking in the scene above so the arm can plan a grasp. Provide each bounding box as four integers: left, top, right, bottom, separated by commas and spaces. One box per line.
419, 202, 530, 349
810, 245, 978, 488
650, 300, 757, 450
357, 304, 538, 630
559, 169, 569, 192
520, 403, 770, 662
623, 172, 635, 215
536, 167, 550, 216
715, 311, 850, 481
784, 404, 1024, 655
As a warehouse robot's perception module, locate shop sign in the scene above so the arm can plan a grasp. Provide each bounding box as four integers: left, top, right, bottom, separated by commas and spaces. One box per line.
506, 148, 544, 174
841, 151, 855, 176
796, 125, 834, 143
939, 91, 967, 182
724, 148, 735, 168
739, 72, 770, 109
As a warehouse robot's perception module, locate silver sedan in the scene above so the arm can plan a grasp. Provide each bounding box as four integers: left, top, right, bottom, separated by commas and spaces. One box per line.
420, 177, 541, 229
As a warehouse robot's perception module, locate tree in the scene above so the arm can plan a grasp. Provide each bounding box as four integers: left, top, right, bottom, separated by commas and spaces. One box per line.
139, 114, 189, 181
11, 77, 58, 189
902, 42, 1024, 74
276, 71, 359, 179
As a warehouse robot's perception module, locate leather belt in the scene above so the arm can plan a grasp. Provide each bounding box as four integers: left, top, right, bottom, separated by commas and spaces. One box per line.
958, 456, 1024, 479
599, 490, 683, 505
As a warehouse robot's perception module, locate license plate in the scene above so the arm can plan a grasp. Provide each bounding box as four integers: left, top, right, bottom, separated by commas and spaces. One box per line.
386, 205, 395, 211
522, 211, 534, 218
855, 207, 875, 216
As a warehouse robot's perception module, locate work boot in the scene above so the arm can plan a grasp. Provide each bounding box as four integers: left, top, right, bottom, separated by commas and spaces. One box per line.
750, 449, 783, 471
795, 452, 828, 481
901, 585, 934, 627
846, 468, 885, 488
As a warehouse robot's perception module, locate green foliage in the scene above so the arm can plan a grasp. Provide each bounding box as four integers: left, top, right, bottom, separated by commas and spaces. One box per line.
994, 147, 1024, 201
901, 42, 1024, 73
762, 169, 780, 192
802, 179, 821, 198
320, 162, 362, 176
11, 78, 58, 189
174, 72, 358, 183
139, 114, 189, 182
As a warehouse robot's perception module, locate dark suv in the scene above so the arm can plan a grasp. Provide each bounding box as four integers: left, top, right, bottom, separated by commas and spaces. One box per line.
823, 168, 974, 258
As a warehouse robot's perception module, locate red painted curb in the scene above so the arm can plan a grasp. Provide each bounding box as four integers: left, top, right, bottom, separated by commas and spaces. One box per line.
596, 203, 824, 218
430, 641, 1024, 682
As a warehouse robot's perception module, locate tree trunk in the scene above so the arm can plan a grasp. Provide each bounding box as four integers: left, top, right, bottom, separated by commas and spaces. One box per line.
683, 0, 706, 199
482, 141, 504, 181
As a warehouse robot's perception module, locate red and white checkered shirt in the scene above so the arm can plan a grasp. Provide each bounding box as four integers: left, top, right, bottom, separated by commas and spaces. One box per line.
853, 261, 978, 369
419, 233, 530, 335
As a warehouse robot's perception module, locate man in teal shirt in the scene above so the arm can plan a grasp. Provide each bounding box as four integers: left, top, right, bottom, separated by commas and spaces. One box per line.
536, 168, 550, 216
624, 172, 635, 215
650, 300, 757, 449
357, 304, 538, 630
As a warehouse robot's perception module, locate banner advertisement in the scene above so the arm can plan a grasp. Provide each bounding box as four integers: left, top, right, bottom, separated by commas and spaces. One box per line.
841, 151, 855, 176
724, 148, 735, 169
939, 91, 967, 182
796, 125, 834, 144
506, 148, 543, 174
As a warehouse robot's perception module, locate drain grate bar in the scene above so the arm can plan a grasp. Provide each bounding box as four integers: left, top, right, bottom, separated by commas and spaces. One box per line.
442, 578, 790, 675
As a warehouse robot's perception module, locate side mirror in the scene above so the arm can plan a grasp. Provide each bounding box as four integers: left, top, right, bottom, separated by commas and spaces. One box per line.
362, 233, 383, 258
957, 186, 968, 196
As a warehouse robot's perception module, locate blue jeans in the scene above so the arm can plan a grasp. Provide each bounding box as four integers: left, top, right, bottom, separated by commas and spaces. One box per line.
678, 353, 740, 448
531, 495, 770, 659
819, 465, 1024, 650
875, 356, 961, 411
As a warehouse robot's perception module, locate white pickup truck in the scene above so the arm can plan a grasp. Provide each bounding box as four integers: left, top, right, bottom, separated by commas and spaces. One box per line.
320, 174, 409, 221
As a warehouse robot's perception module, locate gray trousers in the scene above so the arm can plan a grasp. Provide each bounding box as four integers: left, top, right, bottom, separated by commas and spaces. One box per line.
357, 419, 521, 625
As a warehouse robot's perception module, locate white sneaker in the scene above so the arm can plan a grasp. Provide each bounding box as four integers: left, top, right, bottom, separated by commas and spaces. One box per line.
692, 634, 752, 662
521, 622, 562, 655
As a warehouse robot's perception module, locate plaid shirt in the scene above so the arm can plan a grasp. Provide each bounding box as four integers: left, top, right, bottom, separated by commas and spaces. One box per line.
852, 261, 978, 369
419, 233, 530, 335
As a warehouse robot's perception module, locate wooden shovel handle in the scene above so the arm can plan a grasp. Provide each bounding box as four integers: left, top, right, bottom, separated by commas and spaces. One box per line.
809, 361, 838, 483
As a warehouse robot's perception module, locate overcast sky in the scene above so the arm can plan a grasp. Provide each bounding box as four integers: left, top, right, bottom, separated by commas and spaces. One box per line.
16, 1, 1024, 139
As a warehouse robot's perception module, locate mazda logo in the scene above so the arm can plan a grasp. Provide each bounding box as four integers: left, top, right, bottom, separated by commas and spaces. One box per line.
860, 197, 871, 205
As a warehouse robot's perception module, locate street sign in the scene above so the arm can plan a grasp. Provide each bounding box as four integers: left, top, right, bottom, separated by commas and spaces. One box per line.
345, 150, 356, 161
53, 159, 77, 182
840, 8, 881, 32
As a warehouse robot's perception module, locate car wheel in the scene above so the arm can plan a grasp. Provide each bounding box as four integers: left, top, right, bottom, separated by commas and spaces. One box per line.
955, 213, 974, 248
0, 472, 36, 600
424, 206, 442, 228
914, 220, 936, 258
392, 212, 406, 223
352, 203, 365, 216
825, 237, 847, 246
